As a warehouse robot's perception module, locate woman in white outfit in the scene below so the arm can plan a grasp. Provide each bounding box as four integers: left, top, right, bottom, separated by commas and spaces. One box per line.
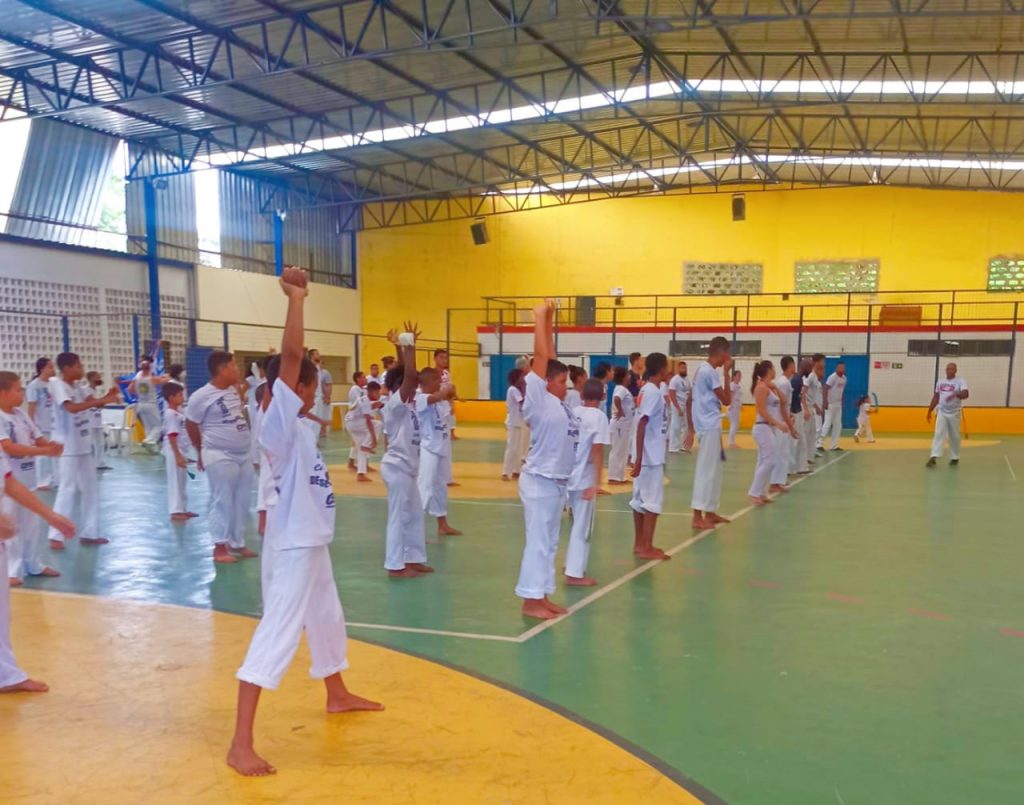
748, 361, 795, 505
502, 368, 527, 480
607, 366, 635, 484
727, 370, 743, 447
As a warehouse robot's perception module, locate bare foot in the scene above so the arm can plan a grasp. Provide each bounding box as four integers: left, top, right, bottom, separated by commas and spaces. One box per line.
407, 562, 435, 574
769, 484, 789, 494
171, 513, 190, 522
49, 539, 65, 551
447, 481, 460, 488
213, 545, 238, 564
438, 526, 462, 536
348, 461, 356, 471
356, 474, 372, 483
597, 488, 611, 496
0, 678, 48, 693
8, 577, 22, 588
522, 599, 559, 620
565, 574, 598, 586
326, 692, 385, 713
607, 479, 629, 485
226, 743, 276, 777
541, 597, 568, 614
79, 537, 109, 546
185, 512, 200, 518
708, 513, 731, 524
38, 567, 60, 577
35, 485, 53, 492
233, 547, 259, 559
501, 475, 511, 482
692, 518, 713, 530
636, 548, 671, 560
388, 567, 420, 578
749, 495, 769, 506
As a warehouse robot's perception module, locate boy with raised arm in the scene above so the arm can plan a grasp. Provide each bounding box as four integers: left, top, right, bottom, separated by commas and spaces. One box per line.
565, 379, 610, 586
228, 267, 382, 778
417, 367, 461, 538
685, 337, 734, 530
515, 301, 580, 620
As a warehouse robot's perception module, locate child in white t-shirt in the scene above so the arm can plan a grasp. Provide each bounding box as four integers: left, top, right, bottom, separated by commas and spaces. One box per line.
565, 366, 586, 410
85, 371, 112, 470
128, 356, 168, 450
26, 358, 57, 490
163, 382, 196, 521
344, 381, 380, 482
853, 395, 876, 444
607, 366, 635, 484
417, 367, 460, 538
502, 369, 527, 481
630, 353, 671, 561
565, 379, 610, 586
229, 267, 382, 778
346, 372, 368, 471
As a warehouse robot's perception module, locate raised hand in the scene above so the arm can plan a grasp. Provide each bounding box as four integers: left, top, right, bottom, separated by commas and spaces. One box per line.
280, 265, 309, 297
385, 329, 399, 345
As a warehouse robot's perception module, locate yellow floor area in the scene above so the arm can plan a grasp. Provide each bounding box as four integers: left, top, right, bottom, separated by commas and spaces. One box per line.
2, 591, 697, 805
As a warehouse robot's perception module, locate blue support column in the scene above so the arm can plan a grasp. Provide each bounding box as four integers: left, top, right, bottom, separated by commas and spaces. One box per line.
132, 315, 140, 366
273, 210, 284, 276
144, 179, 162, 339
60, 316, 70, 352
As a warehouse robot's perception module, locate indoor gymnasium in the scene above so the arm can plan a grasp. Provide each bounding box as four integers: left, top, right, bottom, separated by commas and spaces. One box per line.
2, 2, 1024, 803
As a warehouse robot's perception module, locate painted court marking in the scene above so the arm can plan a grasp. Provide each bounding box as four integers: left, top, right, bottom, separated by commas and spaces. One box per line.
1005, 455, 1017, 482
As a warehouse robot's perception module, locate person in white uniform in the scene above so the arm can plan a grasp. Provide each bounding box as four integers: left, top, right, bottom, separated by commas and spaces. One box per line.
631, 353, 671, 561
853, 394, 876, 444
49, 353, 120, 549
346, 372, 369, 471
417, 367, 461, 538
807, 354, 826, 454
186, 351, 256, 565
85, 371, 111, 470
667, 360, 691, 454
726, 370, 743, 448
162, 382, 196, 522
381, 326, 445, 577
0, 372, 61, 584
308, 349, 333, 440
128, 355, 167, 450
228, 266, 382, 778
927, 362, 969, 467
565, 379, 609, 586
565, 366, 586, 410
607, 366, 635, 484
747, 360, 793, 505
793, 358, 816, 473
344, 380, 380, 482
685, 337, 734, 530
515, 300, 580, 621
822, 361, 847, 451
770, 356, 798, 495
26, 357, 57, 490
433, 350, 459, 447
0, 449, 75, 694
502, 368, 527, 481
367, 363, 383, 386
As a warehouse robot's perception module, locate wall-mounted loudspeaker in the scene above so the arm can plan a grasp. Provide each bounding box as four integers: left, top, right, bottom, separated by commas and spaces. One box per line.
470, 220, 489, 245
731, 193, 746, 222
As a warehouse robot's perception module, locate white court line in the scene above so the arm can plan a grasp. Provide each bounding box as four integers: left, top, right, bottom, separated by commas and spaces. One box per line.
347, 621, 521, 642
1005, 455, 1017, 482
516, 452, 851, 643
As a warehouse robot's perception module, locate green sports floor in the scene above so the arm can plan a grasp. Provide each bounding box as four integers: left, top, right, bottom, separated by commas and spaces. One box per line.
17, 427, 1024, 804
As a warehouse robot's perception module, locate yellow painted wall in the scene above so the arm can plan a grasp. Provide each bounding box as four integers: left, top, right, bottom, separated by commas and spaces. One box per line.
359, 186, 1024, 388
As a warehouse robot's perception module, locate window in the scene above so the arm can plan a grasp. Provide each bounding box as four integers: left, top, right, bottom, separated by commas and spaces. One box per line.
671, 339, 762, 357
988, 257, 1024, 292
194, 169, 222, 267
907, 339, 1011, 357
795, 259, 879, 293
683, 262, 763, 295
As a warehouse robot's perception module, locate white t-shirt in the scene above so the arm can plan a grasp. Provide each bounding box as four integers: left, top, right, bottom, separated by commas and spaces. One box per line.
565, 388, 582, 410
611, 384, 635, 428
89, 385, 106, 427
729, 382, 743, 411
636, 381, 667, 466
0, 407, 42, 480
858, 401, 871, 419
261, 380, 335, 550
162, 407, 192, 457
419, 394, 451, 456
344, 393, 372, 424
317, 368, 333, 405
246, 376, 262, 418
774, 375, 793, 412
805, 373, 823, 408
381, 391, 425, 475
26, 377, 54, 431
825, 372, 847, 406
505, 385, 524, 428
368, 373, 383, 386
569, 406, 611, 491
185, 383, 251, 462
935, 377, 968, 415
691, 362, 724, 433
522, 372, 579, 481
51, 378, 92, 456
133, 371, 158, 404
668, 374, 690, 411
347, 384, 365, 408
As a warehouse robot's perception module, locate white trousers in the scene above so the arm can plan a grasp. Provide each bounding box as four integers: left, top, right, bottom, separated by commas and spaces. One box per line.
137, 402, 161, 445
795, 415, 814, 473
345, 421, 373, 474
727, 406, 741, 446
515, 472, 567, 600
50, 453, 98, 542
165, 451, 187, 515
690, 427, 724, 514
823, 407, 842, 450
381, 462, 427, 571
4, 491, 44, 579
35, 431, 54, 488
770, 429, 793, 485
565, 489, 595, 579
668, 407, 688, 453
0, 542, 28, 688
749, 424, 778, 498
503, 424, 525, 477
931, 411, 962, 460
92, 427, 107, 468
855, 415, 875, 441
205, 456, 252, 549
236, 545, 348, 691
418, 449, 449, 518
814, 413, 824, 450
607, 424, 631, 482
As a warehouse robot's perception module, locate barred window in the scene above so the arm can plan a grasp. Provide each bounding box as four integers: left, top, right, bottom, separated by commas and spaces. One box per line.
795, 259, 879, 293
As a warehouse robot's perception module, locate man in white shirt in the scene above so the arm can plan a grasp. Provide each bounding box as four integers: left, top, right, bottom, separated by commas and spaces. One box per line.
308, 349, 333, 440
685, 337, 734, 530
367, 363, 383, 386
515, 301, 580, 621
128, 355, 168, 450
26, 357, 57, 490
631, 353, 671, 560
346, 372, 368, 471
229, 266, 381, 778
502, 369, 527, 481
771, 356, 797, 493
565, 379, 610, 586
667, 360, 691, 454
186, 351, 256, 564
49, 353, 120, 548
807, 353, 826, 454
822, 360, 847, 451
927, 363, 969, 467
